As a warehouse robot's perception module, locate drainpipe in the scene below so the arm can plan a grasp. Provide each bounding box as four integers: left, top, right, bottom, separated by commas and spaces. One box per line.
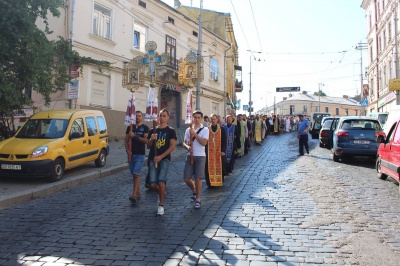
374, 0, 380, 109
224, 44, 232, 117
70, 0, 76, 47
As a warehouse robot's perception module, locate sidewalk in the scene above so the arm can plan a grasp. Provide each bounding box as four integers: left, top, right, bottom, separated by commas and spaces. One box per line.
0, 141, 187, 210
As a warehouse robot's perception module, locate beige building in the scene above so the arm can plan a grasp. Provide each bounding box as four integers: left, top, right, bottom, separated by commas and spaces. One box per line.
261, 92, 362, 117
361, 0, 398, 112
31, 0, 237, 140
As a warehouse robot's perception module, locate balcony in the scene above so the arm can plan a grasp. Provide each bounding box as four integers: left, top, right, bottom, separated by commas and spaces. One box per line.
235, 80, 243, 92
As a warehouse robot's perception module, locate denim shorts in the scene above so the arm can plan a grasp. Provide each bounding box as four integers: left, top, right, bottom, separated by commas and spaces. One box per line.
183, 155, 206, 179
128, 154, 145, 175
149, 159, 170, 184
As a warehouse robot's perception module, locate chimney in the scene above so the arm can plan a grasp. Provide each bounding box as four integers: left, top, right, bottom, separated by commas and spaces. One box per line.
302, 91, 307, 94
283, 97, 287, 101
288, 94, 292, 98
343, 95, 348, 99
174, 0, 181, 8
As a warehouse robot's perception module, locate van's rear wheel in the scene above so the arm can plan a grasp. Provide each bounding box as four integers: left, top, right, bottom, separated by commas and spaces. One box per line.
49, 158, 65, 182
95, 149, 107, 167
376, 157, 387, 180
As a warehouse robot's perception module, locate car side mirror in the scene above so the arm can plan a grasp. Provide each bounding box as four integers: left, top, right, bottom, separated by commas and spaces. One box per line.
377, 135, 385, 143
69, 132, 82, 140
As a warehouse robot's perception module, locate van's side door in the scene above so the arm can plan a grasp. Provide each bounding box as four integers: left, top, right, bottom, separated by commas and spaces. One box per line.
84, 116, 101, 160
65, 117, 90, 168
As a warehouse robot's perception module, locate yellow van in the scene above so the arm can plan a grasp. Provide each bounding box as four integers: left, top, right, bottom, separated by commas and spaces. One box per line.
0, 110, 109, 182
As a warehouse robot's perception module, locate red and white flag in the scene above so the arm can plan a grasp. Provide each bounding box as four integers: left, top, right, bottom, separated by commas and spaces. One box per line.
124, 93, 136, 126
185, 89, 193, 124
145, 87, 158, 121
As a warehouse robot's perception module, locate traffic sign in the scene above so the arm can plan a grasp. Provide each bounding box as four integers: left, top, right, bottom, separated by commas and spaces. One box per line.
360, 99, 368, 107
276, 87, 300, 92
389, 79, 400, 91
243, 105, 249, 111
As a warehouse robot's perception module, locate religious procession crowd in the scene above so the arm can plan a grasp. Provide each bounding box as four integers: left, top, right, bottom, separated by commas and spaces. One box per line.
124, 109, 305, 216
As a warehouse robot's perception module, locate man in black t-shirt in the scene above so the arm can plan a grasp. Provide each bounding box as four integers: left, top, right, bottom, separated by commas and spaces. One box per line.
147, 109, 177, 216
124, 111, 149, 204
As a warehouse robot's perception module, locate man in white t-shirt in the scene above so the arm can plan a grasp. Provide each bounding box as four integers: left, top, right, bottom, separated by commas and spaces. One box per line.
183, 110, 209, 209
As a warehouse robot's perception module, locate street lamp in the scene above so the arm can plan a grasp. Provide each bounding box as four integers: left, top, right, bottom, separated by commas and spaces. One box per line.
246, 50, 262, 116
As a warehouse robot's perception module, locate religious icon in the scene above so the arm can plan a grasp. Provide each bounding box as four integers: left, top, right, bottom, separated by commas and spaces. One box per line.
130, 70, 138, 84
185, 65, 196, 79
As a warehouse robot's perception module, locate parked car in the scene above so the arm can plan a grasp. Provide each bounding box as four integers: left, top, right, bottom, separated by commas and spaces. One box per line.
0, 110, 109, 182
330, 116, 384, 162
309, 112, 331, 139
319, 119, 338, 148
376, 117, 400, 184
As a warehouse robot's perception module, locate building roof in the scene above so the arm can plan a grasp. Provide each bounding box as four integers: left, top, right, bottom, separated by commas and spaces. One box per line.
282, 93, 360, 107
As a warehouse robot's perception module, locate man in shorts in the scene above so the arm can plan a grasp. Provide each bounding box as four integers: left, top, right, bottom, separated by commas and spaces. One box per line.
125, 111, 149, 204
183, 110, 209, 209
147, 109, 177, 215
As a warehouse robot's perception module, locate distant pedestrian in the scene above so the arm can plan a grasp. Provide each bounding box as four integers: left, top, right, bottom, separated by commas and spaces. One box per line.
124, 111, 149, 204
297, 113, 310, 156
183, 110, 209, 209
147, 109, 177, 215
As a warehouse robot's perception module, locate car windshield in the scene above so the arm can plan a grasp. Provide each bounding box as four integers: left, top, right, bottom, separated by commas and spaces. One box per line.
16, 119, 69, 139
340, 120, 382, 131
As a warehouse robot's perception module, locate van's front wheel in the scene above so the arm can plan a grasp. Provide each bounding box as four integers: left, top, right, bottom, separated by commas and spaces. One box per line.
49, 158, 65, 182
95, 149, 107, 167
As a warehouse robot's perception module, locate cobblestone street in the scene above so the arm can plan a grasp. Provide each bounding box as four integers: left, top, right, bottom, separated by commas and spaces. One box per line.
1, 132, 400, 266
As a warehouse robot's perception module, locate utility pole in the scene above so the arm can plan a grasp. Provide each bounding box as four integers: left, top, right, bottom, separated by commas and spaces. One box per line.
195, 0, 203, 110
318, 83, 324, 112
356, 42, 367, 114
246, 50, 262, 116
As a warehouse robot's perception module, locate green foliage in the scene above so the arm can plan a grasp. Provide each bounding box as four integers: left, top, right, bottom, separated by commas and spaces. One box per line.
313, 91, 327, 96
0, 0, 110, 140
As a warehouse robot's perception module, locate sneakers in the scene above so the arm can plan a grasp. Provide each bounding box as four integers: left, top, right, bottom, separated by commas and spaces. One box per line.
190, 193, 196, 202
194, 201, 201, 209
157, 205, 164, 215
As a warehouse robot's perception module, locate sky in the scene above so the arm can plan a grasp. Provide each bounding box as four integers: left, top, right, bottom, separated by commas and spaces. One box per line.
162, 0, 367, 113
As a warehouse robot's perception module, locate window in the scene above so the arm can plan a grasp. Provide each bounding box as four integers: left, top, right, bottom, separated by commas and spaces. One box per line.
168, 16, 175, 24
325, 107, 329, 113
210, 58, 218, 81
23, 87, 32, 99
212, 102, 219, 114
336, 108, 339, 115
370, 78, 374, 96
133, 23, 146, 52
193, 31, 198, 37
383, 63, 387, 86
355, 110, 358, 116
383, 30, 386, 49
97, 116, 107, 134
303, 105, 307, 113
290, 105, 294, 115
345, 109, 349, 116
165, 35, 176, 68
70, 118, 84, 138
93, 4, 112, 40
138, 0, 146, 8
85, 117, 98, 136
389, 22, 392, 40
370, 47, 373, 63
315, 106, 320, 112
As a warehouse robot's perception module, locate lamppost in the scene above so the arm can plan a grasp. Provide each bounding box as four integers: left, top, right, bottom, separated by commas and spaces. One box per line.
246, 50, 262, 116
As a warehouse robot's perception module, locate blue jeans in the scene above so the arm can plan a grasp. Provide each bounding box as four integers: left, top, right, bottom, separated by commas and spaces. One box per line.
128, 154, 145, 175
149, 159, 170, 184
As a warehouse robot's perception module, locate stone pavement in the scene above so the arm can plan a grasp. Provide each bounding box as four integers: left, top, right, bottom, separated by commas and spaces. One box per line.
0, 141, 187, 210
1, 132, 400, 265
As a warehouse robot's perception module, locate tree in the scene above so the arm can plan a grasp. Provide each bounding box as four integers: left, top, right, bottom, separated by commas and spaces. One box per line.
0, 0, 109, 140
313, 91, 327, 96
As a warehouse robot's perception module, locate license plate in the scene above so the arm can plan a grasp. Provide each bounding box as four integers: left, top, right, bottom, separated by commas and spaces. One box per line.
1, 164, 21, 170
354, 140, 370, 144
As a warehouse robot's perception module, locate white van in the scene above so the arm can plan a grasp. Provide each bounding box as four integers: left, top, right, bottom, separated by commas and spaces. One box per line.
383, 107, 400, 135
367, 112, 389, 129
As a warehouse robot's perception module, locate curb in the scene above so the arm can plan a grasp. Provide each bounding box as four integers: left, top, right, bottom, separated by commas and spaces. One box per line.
0, 164, 129, 210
